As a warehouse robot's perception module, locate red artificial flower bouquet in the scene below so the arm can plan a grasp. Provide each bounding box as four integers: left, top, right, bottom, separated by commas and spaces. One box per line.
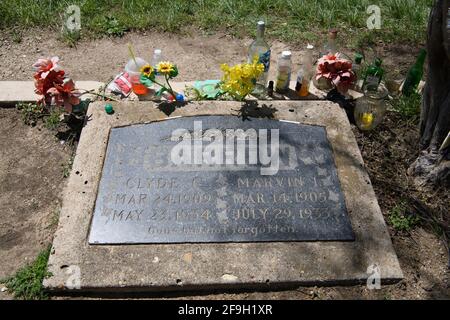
33, 57, 81, 112
315, 53, 356, 94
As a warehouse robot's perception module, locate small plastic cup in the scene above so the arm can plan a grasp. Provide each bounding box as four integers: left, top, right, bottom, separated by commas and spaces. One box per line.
125, 57, 150, 96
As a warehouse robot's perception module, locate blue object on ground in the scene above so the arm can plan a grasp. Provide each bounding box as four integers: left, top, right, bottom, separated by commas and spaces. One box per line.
176, 94, 184, 102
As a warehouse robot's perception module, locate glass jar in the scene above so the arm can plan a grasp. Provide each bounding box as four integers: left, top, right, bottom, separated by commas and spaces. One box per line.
354, 85, 388, 131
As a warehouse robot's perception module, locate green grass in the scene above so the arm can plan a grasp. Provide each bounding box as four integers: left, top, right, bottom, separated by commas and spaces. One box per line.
16, 102, 44, 126
47, 208, 61, 229
45, 109, 62, 130
11, 29, 23, 43
61, 155, 74, 178
16, 103, 67, 129
388, 201, 420, 232
390, 92, 422, 121
60, 28, 81, 48
1, 247, 52, 300
0, 0, 433, 46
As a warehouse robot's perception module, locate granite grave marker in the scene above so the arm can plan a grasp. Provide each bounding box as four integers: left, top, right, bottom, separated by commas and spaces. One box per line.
88, 115, 354, 244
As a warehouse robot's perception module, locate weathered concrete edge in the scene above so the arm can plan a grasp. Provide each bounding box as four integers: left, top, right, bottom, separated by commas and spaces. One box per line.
0, 81, 104, 107
44, 100, 403, 293
0, 80, 356, 107
45, 277, 402, 296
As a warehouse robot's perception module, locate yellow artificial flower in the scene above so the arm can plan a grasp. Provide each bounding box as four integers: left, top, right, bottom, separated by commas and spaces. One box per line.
220, 63, 230, 73
361, 112, 374, 127
140, 64, 154, 77
220, 59, 264, 100
157, 61, 175, 75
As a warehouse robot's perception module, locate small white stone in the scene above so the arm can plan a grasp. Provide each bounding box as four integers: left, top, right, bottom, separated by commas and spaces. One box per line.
221, 274, 238, 282
152, 257, 159, 263
1, 287, 7, 292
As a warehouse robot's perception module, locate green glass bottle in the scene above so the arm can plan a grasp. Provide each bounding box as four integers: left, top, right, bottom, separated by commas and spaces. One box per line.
353, 53, 364, 91
353, 53, 363, 76
402, 49, 426, 96
363, 58, 384, 90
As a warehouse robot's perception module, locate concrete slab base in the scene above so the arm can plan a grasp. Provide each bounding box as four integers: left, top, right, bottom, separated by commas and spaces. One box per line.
0, 81, 104, 107
0, 80, 363, 107
44, 100, 402, 293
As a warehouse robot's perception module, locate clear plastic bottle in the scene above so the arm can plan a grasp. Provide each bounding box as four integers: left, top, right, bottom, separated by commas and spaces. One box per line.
151, 49, 164, 89
275, 51, 292, 94
248, 21, 271, 96
295, 44, 314, 97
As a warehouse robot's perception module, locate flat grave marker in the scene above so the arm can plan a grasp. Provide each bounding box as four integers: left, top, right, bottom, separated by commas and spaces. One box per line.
89, 116, 354, 244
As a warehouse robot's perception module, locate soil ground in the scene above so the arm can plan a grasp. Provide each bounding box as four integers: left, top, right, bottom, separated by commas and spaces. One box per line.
0, 31, 448, 300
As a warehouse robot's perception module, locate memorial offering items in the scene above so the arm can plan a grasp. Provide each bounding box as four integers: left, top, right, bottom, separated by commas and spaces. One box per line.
104, 103, 114, 115
187, 80, 223, 100
248, 20, 271, 96
267, 81, 274, 97
402, 49, 426, 96
354, 84, 388, 131
352, 53, 364, 91
315, 53, 356, 95
320, 29, 339, 58
151, 49, 164, 92
219, 57, 265, 101
107, 72, 133, 97
124, 43, 183, 101
363, 58, 384, 90
33, 57, 81, 112
295, 44, 315, 97
275, 51, 293, 94
119, 45, 183, 101
126, 44, 151, 96
139, 60, 181, 101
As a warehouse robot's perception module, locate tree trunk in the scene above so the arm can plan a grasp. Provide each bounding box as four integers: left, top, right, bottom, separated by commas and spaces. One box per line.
408, 0, 450, 187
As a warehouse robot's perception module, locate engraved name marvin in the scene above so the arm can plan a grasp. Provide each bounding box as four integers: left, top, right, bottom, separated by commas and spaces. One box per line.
88, 116, 355, 244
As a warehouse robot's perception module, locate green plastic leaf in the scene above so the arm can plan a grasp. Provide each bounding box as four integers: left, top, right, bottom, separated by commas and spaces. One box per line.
139, 74, 153, 87
156, 87, 167, 97
169, 65, 179, 79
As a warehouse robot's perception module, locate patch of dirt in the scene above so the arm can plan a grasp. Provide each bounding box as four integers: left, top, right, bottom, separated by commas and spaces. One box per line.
0, 29, 419, 83
0, 31, 448, 300
349, 111, 449, 299
0, 30, 250, 82
0, 108, 72, 299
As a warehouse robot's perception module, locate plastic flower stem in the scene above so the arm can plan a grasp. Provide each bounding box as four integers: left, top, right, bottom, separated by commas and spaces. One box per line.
79, 89, 121, 102
127, 43, 139, 69
102, 78, 114, 100
140, 75, 176, 100
164, 73, 176, 98
146, 79, 171, 95
149, 79, 166, 89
